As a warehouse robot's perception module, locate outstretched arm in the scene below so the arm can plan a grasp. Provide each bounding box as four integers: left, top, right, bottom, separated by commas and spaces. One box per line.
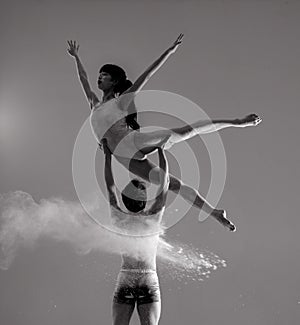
118, 34, 184, 110
67, 40, 100, 109
102, 139, 120, 209
147, 147, 169, 215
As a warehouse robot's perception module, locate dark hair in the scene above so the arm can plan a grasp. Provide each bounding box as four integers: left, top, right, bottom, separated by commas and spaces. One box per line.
121, 179, 147, 213
99, 64, 132, 95
115, 79, 133, 95
100, 64, 140, 130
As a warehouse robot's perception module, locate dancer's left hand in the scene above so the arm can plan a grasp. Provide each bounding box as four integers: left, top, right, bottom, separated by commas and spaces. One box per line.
168, 33, 184, 54
67, 40, 79, 57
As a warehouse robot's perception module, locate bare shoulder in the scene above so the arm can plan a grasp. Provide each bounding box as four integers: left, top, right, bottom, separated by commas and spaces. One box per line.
116, 92, 136, 110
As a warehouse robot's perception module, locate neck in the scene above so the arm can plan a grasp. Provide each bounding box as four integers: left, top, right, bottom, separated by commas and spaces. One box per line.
102, 90, 116, 103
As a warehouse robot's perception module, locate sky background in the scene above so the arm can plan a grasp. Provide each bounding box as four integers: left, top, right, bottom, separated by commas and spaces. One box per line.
1, 0, 300, 324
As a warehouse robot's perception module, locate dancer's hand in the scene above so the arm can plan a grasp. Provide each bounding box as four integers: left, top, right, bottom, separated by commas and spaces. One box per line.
168, 33, 184, 54
67, 40, 79, 57
101, 139, 111, 155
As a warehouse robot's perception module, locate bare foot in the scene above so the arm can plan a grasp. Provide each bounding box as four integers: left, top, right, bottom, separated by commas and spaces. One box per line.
212, 209, 236, 232
238, 113, 262, 127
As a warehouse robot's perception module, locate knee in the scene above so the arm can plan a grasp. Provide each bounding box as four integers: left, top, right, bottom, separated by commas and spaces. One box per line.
169, 177, 182, 192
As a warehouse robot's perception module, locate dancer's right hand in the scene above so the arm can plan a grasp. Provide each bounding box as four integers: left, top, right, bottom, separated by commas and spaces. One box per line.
67, 40, 79, 57
168, 33, 184, 54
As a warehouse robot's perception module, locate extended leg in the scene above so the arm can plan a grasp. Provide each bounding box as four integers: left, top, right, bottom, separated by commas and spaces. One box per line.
167, 114, 262, 147
167, 174, 235, 231
114, 156, 236, 231
135, 114, 261, 155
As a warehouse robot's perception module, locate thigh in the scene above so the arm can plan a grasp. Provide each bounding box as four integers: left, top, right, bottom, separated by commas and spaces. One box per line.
115, 156, 182, 193
112, 272, 136, 325
134, 130, 171, 151
137, 302, 161, 325
136, 273, 161, 325
112, 301, 135, 325
115, 156, 161, 184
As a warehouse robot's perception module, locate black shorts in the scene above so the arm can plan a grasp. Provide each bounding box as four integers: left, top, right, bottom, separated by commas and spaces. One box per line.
113, 269, 161, 306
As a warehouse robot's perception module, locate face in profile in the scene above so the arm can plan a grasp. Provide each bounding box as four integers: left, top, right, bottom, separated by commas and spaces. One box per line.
97, 71, 116, 91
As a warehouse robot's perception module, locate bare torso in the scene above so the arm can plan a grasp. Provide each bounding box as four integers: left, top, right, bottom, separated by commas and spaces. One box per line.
110, 206, 163, 271
121, 252, 157, 270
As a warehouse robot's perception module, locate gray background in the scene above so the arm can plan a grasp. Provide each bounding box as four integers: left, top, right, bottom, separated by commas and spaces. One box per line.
1, 0, 300, 324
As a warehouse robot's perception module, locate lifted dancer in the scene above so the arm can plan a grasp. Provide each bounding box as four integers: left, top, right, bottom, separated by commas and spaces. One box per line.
67, 35, 262, 230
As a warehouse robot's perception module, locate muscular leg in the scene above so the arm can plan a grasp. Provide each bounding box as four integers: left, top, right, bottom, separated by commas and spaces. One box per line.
135, 114, 261, 155
137, 302, 161, 325
167, 116, 257, 145
112, 302, 135, 325
115, 156, 236, 231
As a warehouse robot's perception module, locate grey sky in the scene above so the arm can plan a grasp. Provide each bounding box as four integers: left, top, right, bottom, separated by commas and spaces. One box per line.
1, 0, 300, 324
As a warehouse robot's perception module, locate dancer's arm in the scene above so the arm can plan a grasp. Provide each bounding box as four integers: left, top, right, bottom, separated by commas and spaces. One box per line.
147, 148, 169, 215
67, 40, 100, 109
102, 139, 120, 209
118, 34, 184, 110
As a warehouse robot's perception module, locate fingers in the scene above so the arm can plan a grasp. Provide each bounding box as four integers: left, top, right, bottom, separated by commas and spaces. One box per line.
67, 40, 79, 49
67, 40, 74, 48
169, 33, 184, 52
177, 33, 184, 42
175, 33, 184, 44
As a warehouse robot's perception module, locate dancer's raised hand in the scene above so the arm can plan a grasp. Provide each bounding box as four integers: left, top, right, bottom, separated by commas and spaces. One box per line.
67, 40, 80, 57
118, 33, 185, 101
168, 33, 184, 54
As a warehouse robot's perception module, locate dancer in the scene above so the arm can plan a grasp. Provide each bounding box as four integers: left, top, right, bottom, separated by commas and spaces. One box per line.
103, 139, 168, 325
67, 35, 261, 231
